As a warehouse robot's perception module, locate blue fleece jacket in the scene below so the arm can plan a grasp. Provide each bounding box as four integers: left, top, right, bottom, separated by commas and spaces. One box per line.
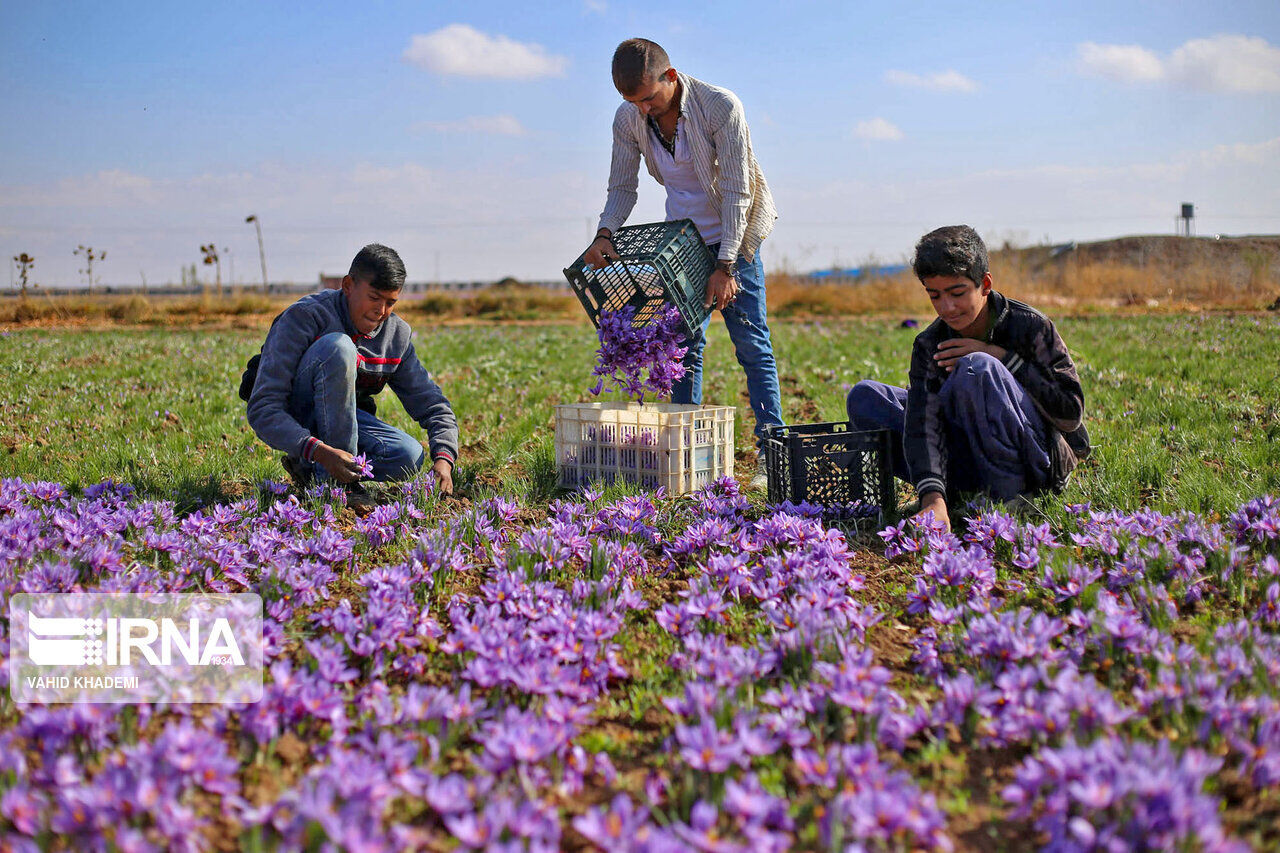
246, 289, 458, 465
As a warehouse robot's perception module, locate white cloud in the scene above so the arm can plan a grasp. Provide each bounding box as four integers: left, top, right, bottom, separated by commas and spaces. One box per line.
884, 69, 978, 93
583, 0, 607, 14
412, 114, 527, 136
1194, 136, 1280, 167
1168, 35, 1280, 93
402, 24, 568, 80
1078, 35, 1280, 92
1077, 42, 1165, 83
853, 118, 904, 141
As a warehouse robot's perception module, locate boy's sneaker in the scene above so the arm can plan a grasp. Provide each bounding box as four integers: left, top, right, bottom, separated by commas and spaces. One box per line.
344, 481, 377, 512
280, 455, 311, 489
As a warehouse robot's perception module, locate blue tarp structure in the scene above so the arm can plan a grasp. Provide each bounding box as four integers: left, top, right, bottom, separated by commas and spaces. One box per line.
805, 264, 908, 280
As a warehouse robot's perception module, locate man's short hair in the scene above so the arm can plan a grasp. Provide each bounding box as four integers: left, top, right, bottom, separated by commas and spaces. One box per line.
612, 38, 670, 95
349, 243, 406, 292
912, 225, 989, 286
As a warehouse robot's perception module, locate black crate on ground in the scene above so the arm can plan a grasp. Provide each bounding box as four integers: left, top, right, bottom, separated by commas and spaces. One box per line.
763, 422, 895, 515
563, 219, 714, 339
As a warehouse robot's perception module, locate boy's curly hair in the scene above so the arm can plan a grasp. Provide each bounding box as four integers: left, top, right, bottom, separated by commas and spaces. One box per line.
912, 225, 989, 286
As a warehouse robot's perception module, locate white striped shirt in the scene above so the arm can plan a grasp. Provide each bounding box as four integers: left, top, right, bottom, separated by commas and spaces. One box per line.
597, 73, 777, 263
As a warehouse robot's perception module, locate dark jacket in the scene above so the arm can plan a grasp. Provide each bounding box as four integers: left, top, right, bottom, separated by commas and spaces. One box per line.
905, 290, 1089, 498
244, 289, 458, 465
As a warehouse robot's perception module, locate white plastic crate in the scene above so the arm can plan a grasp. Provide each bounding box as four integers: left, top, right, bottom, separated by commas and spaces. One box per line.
554, 402, 734, 495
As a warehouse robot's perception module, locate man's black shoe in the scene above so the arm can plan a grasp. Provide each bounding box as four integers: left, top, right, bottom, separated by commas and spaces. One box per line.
281, 455, 312, 489
345, 481, 377, 512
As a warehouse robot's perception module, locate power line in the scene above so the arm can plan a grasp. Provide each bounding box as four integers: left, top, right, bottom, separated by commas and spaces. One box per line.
0, 216, 599, 234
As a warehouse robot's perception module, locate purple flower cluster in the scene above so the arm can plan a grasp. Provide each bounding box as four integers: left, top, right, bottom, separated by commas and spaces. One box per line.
1004, 737, 1248, 852
891, 499, 1278, 849
590, 305, 688, 402
1, 474, 1276, 850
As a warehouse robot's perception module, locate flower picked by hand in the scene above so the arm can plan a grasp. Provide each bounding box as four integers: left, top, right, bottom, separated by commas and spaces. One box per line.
351, 454, 374, 479
591, 305, 688, 403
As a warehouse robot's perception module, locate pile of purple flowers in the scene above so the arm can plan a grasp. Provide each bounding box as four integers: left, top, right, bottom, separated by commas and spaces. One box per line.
1004, 737, 1248, 852
1, 473, 1277, 850
590, 305, 688, 403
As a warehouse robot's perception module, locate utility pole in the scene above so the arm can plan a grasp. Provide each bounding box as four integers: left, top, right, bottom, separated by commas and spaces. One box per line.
245, 214, 269, 293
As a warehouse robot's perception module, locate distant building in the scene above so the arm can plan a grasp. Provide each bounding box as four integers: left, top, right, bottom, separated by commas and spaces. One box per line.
805, 264, 908, 283
319, 274, 343, 290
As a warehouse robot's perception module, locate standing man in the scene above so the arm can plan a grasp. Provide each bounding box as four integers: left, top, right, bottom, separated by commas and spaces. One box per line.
244, 243, 457, 506
582, 38, 784, 488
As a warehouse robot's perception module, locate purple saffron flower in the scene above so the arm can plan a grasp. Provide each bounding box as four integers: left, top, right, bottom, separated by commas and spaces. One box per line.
572, 793, 653, 849
351, 454, 374, 479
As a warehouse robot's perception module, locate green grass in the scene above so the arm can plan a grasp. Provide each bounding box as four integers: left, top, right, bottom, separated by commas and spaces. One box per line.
1, 313, 1277, 513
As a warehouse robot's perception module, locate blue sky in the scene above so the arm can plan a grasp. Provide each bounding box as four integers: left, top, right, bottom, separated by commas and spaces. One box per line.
3, 0, 1278, 287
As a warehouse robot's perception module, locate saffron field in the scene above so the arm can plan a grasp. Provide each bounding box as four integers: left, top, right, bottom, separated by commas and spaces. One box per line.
1, 313, 1279, 850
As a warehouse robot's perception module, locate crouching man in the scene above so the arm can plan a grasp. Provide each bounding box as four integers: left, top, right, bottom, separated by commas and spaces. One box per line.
847, 225, 1090, 528
244, 243, 457, 505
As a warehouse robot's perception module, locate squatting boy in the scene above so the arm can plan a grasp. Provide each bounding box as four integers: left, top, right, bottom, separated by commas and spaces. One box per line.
846, 225, 1090, 528
243, 243, 457, 505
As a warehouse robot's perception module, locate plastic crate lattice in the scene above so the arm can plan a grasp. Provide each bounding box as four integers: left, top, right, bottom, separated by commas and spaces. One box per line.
563, 219, 714, 339
555, 402, 733, 495
763, 422, 894, 514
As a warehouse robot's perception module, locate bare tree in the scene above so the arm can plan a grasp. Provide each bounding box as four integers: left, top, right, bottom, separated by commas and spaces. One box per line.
200, 244, 222, 298
13, 253, 35, 298
74, 245, 106, 292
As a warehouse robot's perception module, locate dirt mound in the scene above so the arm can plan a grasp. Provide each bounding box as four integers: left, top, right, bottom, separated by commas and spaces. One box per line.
1011, 234, 1280, 288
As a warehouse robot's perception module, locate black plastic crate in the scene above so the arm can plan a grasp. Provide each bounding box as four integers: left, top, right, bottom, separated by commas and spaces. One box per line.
563, 219, 714, 339
763, 422, 895, 515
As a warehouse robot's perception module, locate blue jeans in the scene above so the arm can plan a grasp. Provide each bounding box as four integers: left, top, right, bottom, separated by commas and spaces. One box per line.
671, 247, 785, 447
846, 352, 1051, 501
288, 333, 425, 482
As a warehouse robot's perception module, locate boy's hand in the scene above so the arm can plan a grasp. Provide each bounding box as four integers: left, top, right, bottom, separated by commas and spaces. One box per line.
432, 458, 454, 496
312, 444, 361, 484
915, 491, 950, 530
704, 268, 738, 311
934, 338, 1008, 372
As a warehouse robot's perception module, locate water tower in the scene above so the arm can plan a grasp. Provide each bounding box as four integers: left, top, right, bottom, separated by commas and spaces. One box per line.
1177, 203, 1195, 237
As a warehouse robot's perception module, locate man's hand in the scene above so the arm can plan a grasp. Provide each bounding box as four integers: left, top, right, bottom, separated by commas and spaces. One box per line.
312, 443, 361, 484
704, 267, 738, 311
934, 338, 1008, 373
432, 458, 454, 496
583, 234, 617, 271
914, 491, 951, 530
